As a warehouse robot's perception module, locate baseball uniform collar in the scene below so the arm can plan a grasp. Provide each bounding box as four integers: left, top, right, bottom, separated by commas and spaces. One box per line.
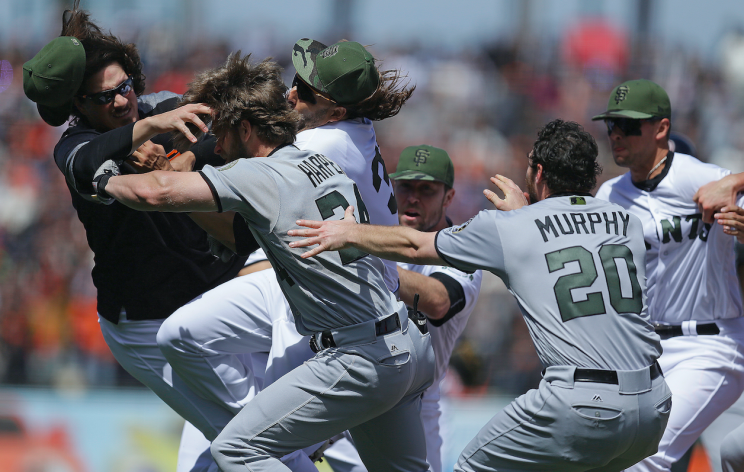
631, 151, 674, 192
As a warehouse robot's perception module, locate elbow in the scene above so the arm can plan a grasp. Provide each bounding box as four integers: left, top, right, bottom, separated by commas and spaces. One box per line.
426, 297, 451, 320
134, 172, 176, 208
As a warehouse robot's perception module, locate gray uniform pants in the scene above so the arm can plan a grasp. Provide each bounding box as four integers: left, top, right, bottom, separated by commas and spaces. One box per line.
456, 364, 672, 472
211, 310, 435, 472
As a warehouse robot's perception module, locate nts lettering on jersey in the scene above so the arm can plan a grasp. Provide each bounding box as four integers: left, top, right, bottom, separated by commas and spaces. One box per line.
534, 211, 630, 242
298, 153, 345, 188
659, 214, 711, 244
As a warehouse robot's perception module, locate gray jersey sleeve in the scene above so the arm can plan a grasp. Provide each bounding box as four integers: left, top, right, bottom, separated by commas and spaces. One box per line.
200, 160, 278, 233
435, 210, 506, 279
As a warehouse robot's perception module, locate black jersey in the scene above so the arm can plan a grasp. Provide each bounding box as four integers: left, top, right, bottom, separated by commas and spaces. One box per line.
53, 92, 245, 323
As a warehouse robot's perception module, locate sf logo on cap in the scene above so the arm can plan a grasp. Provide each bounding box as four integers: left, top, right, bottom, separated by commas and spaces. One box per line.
414, 149, 429, 166
614, 85, 629, 104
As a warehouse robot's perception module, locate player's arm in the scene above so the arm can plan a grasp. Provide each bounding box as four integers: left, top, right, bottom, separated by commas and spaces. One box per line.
289, 206, 445, 266
694, 173, 744, 223
102, 171, 218, 212
397, 267, 452, 320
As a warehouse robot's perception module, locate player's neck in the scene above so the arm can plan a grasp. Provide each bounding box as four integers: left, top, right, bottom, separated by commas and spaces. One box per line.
630, 148, 669, 183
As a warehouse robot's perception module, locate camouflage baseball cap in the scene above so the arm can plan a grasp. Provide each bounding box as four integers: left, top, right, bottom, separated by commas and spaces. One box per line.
592, 79, 671, 121
390, 145, 454, 188
23, 36, 86, 127
291, 38, 380, 106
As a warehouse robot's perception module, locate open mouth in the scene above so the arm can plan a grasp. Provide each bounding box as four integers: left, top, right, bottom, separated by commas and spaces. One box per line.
403, 210, 420, 219
113, 107, 131, 119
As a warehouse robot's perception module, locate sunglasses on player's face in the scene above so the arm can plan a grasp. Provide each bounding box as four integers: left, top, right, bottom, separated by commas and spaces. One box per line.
78, 76, 134, 105
292, 75, 335, 105
604, 117, 656, 137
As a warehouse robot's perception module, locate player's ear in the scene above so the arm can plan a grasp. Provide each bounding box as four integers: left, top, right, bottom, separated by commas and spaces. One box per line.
327, 105, 347, 123
655, 118, 671, 144
238, 119, 252, 143
73, 97, 87, 118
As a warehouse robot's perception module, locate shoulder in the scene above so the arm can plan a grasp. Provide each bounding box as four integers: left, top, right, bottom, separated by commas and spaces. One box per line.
596, 174, 630, 200
670, 152, 730, 186
55, 122, 99, 156
137, 91, 181, 117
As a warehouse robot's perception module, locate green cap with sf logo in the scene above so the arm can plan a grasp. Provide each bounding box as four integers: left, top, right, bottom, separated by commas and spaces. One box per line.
592, 79, 671, 121
389, 144, 454, 188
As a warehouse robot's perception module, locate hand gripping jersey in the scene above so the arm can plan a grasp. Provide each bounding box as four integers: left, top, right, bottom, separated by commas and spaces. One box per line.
294, 118, 400, 292
596, 152, 744, 323
435, 195, 662, 370
199, 145, 398, 334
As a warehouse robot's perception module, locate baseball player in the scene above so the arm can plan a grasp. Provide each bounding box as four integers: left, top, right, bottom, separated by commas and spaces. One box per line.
154, 39, 414, 468
321, 145, 483, 472
99, 52, 435, 472
290, 119, 671, 472
18, 5, 274, 463
593, 79, 744, 472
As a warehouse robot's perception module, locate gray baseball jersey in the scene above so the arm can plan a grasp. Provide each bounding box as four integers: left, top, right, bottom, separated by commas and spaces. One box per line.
199, 145, 398, 334
435, 195, 662, 371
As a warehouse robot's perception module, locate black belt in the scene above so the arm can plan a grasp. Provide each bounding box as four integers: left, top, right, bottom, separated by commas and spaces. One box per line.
653, 322, 720, 340
309, 313, 401, 353
574, 361, 663, 385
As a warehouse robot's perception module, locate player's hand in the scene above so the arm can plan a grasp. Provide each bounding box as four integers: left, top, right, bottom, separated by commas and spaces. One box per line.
694, 174, 739, 223
143, 103, 211, 143
484, 174, 528, 211
289, 206, 356, 258
128, 140, 173, 173
714, 205, 744, 243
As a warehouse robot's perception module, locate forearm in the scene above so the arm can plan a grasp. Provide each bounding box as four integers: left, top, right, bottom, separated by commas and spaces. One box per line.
347, 225, 444, 266
131, 117, 166, 154
397, 267, 450, 319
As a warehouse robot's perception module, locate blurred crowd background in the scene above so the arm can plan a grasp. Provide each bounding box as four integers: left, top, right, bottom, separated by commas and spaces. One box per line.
2, 0, 744, 401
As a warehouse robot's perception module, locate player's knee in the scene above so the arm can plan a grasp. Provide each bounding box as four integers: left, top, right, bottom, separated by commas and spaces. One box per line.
156, 315, 188, 359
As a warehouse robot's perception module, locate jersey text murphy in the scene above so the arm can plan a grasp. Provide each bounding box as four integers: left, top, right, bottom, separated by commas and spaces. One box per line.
535, 210, 631, 242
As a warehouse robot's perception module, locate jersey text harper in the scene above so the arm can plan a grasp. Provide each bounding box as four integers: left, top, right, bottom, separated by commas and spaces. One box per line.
297, 153, 345, 188
534, 211, 630, 242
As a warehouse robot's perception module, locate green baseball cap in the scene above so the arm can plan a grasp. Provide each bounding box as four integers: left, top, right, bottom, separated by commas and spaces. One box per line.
592, 79, 671, 121
390, 145, 454, 188
23, 36, 86, 127
292, 38, 380, 106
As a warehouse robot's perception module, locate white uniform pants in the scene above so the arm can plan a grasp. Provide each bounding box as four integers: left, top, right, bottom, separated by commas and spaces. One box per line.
628, 318, 744, 472
156, 269, 318, 471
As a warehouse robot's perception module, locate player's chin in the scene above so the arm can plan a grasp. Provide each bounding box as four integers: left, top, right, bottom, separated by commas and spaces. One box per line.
399, 215, 423, 229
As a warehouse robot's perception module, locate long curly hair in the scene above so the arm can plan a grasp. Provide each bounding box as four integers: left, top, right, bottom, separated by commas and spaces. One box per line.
530, 120, 602, 193
61, 0, 145, 123
345, 67, 415, 121
175, 52, 300, 151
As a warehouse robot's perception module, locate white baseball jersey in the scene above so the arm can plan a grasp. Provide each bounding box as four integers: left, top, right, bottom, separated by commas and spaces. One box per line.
294, 118, 400, 292
398, 262, 483, 381
596, 152, 744, 323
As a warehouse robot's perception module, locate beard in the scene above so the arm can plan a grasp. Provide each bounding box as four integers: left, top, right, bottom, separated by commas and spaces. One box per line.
298, 106, 333, 131
223, 133, 251, 163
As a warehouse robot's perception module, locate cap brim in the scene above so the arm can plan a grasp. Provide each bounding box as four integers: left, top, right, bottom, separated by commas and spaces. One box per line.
291, 39, 328, 92
37, 101, 72, 127
591, 110, 658, 121
389, 170, 446, 184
